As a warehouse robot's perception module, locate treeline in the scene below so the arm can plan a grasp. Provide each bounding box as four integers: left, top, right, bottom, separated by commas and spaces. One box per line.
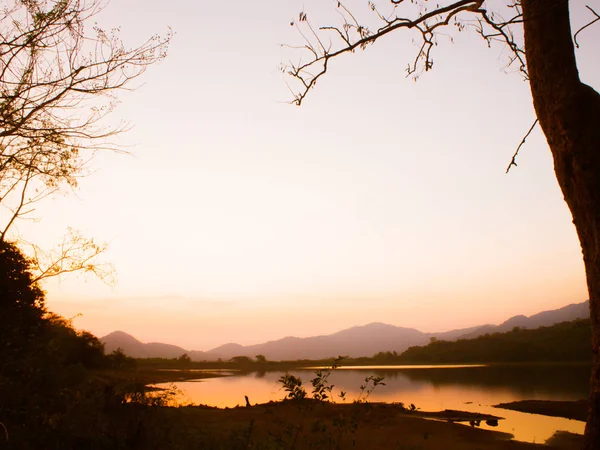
0, 241, 165, 450
394, 320, 591, 364
137, 319, 592, 370
136, 354, 342, 371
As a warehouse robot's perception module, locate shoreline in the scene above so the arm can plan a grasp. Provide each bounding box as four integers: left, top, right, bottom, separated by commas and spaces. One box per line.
148, 400, 580, 449
495, 399, 588, 422
96, 366, 588, 448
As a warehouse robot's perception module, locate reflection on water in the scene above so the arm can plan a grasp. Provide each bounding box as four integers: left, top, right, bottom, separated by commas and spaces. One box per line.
158, 364, 589, 444
304, 364, 487, 370
158, 368, 238, 373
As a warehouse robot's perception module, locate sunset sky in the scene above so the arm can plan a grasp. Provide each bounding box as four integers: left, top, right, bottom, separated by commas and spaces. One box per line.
16, 0, 599, 350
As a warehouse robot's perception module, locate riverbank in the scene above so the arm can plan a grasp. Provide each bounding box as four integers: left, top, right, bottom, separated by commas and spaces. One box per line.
138, 400, 578, 449
92, 367, 232, 385
495, 399, 588, 422
96, 367, 586, 448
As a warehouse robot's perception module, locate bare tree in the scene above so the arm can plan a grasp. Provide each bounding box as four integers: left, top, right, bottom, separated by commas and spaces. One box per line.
25, 227, 115, 284
0, 0, 170, 279
282, 1, 600, 447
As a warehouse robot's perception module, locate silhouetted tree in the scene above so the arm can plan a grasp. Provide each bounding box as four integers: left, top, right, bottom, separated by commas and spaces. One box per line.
178, 353, 192, 364
0, 241, 145, 448
44, 315, 107, 368
0, 240, 115, 372
283, 2, 600, 446
0, 0, 171, 280
229, 355, 254, 365
255, 354, 268, 364
399, 319, 591, 364
0, 240, 45, 363
106, 347, 135, 369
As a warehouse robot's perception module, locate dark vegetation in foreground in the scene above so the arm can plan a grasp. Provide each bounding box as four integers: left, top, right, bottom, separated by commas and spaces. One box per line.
0, 241, 154, 449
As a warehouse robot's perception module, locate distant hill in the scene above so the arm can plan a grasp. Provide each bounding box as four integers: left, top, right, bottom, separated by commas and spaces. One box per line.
498, 301, 589, 330
101, 331, 214, 360
206, 323, 427, 361
208, 342, 245, 356
398, 319, 591, 364
101, 300, 589, 361
457, 301, 589, 339
431, 324, 495, 341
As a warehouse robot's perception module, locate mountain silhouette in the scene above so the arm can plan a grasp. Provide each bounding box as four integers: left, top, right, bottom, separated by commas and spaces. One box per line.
102, 330, 213, 360
205, 323, 427, 361
457, 301, 590, 339
100, 300, 589, 361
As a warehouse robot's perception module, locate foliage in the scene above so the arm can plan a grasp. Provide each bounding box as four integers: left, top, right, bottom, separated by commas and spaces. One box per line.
230, 355, 255, 364
310, 369, 335, 402
0, 239, 46, 363
0, 240, 154, 449
279, 374, 307, 400
0, 0, 171, 238
397, 319, 592, 364
310, 356, 343, 402
26, 228, 116, 284
179, 353, 192, 364
370, 351, 399, 364
137, 319, 591, 373
355, 376, 386, 403
106, 347, 137, 369
273, 360, 389, 450
0, 0, 170, 286
0, 1, 173, 443
282, 3, 600, 445
278, 357, 385, 407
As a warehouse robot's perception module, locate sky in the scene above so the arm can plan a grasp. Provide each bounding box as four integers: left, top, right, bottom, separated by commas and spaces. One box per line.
13, 0, 600, 350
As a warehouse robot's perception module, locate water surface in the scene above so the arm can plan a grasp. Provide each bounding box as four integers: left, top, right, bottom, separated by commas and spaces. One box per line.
159, 364, 589, 444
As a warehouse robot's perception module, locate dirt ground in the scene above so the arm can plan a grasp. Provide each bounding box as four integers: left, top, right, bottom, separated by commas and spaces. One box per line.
156, 400, 583, 449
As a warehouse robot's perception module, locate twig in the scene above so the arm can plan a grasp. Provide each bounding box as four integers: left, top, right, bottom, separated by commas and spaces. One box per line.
574, 5, 600, 48
285, 0, 484, 105
506, 118, 538, 173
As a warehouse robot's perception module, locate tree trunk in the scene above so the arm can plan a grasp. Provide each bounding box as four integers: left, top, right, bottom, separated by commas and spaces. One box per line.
522, 1, 600, 448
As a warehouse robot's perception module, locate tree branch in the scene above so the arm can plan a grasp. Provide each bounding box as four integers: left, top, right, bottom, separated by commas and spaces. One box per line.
506, 118, 538, 174
574, 5, 600, 48
283, 1, 532, 105
0, 0, 171, 238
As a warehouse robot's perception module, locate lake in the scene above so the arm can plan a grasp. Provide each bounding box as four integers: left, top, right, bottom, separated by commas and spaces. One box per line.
157, 363, 589, 444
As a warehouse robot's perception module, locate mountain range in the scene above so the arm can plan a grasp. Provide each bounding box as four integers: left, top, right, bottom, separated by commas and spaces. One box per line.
101, 300, 589, 361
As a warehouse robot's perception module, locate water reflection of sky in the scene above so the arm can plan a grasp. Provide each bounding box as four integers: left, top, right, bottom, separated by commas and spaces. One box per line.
304, 364, 487, 370
156, 365, 588, 444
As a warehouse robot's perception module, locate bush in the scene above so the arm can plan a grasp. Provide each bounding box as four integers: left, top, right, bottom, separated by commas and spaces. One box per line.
0, 241, 143, 449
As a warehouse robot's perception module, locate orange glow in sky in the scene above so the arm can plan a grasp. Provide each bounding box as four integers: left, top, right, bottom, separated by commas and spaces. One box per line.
14, 0, 597, 350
